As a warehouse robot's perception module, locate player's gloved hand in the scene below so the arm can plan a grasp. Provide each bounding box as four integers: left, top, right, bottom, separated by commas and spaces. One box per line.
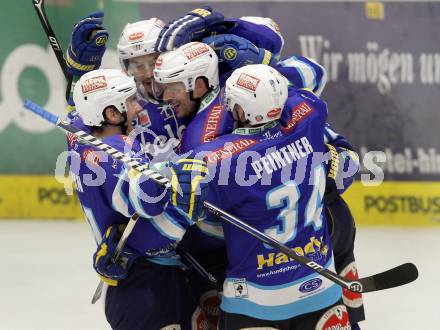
324, 143, 359, 197
93, 224, 136, 286
155, 6, 224, 52
202, 34, 277, 72
66, 11, 108, 77
170, 158, 210, 222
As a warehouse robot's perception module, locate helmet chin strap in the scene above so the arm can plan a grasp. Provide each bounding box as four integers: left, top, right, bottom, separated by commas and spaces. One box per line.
189, 81, 213, 116
102, 111, 128, 135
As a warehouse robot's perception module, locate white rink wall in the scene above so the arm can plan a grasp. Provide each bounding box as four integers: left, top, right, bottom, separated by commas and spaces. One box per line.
0, 220, 437, 330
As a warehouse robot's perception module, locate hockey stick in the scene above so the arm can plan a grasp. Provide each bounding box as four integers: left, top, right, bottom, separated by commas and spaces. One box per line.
91, 213, 140, 304
175, 245, 220, 289
23, 99, 419, 294
32, 0, 72, 100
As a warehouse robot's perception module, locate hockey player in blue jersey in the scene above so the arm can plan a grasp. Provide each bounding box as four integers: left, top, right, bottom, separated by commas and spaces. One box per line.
66, 8, 363, 327
69, 68, 209, 330
65, 9, 287, 159
191, 64, 354, 329
153, 40, 363, 328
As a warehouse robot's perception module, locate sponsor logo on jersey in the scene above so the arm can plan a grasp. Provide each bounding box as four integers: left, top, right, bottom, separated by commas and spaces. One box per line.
183, 43, 210, 61
282, 101, 314, 133
128, 31, 144, 42
257, 236, 328, 270
121, 135, 134, 147
81, 148, 101, 165
202, 105, 223, 143
315, 305, 350, 330
81, 76, 107, 94
236, 73, 260, 92
205, 138, 257, 164
66, 132, 77, 147
299, 278, 323, 293
267, 107, 282, 119
340, 261, 364, 308
137, 109, 151, 127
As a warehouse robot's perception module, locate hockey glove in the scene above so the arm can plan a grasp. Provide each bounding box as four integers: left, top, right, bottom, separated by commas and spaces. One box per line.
202, 34, 277, 72
155, 6, 224, 52
170, 158, 210, 222
324, 144, 359, 197
93, 224, 136, 286
66, 11, 108, 77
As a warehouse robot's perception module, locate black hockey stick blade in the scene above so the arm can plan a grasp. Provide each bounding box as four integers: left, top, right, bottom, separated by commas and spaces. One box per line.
358, 262, 418, 293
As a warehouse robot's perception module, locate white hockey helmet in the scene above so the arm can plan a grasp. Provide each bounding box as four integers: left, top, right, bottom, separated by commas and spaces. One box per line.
117, 18, 165, 72
73, 69, 137, 127
153, 42, 219, 92
225, 64, 288, 125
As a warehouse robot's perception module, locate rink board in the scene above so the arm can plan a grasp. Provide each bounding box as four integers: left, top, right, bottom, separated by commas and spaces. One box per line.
0, 175, 82, 219
1, 175, 439, 226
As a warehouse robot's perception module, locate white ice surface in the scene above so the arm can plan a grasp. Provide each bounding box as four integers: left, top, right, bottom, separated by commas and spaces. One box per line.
0, 221, 437, 330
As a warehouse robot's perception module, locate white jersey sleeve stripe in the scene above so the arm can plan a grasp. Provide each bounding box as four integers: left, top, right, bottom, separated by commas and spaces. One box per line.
282, 56, 318, 92
151, 211, 186, 241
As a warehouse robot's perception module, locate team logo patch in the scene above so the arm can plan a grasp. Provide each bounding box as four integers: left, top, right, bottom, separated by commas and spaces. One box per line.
267, 108, 282, 119
95, 35, 107, 46
233, 279, 249, 298
182, 43, 210, 61
236, 73, 260, 92
299, 278, 323, 293
205, 138, 257, 164
282, 101, 313, 133
81, 75, 107, 94
315, 305, 350, 330
128, 31, 144, 42
223, 47, 237, 60
341, 262, 364, 308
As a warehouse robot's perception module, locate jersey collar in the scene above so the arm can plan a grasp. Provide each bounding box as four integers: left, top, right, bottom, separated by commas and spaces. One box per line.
198, 86, 221, 113
233, 121, 278, 135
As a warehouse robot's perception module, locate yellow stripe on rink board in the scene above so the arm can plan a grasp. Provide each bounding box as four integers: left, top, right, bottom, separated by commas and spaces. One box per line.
0, 175, 83, 219
343, 181, 440, 227
1, 176, 440, 226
